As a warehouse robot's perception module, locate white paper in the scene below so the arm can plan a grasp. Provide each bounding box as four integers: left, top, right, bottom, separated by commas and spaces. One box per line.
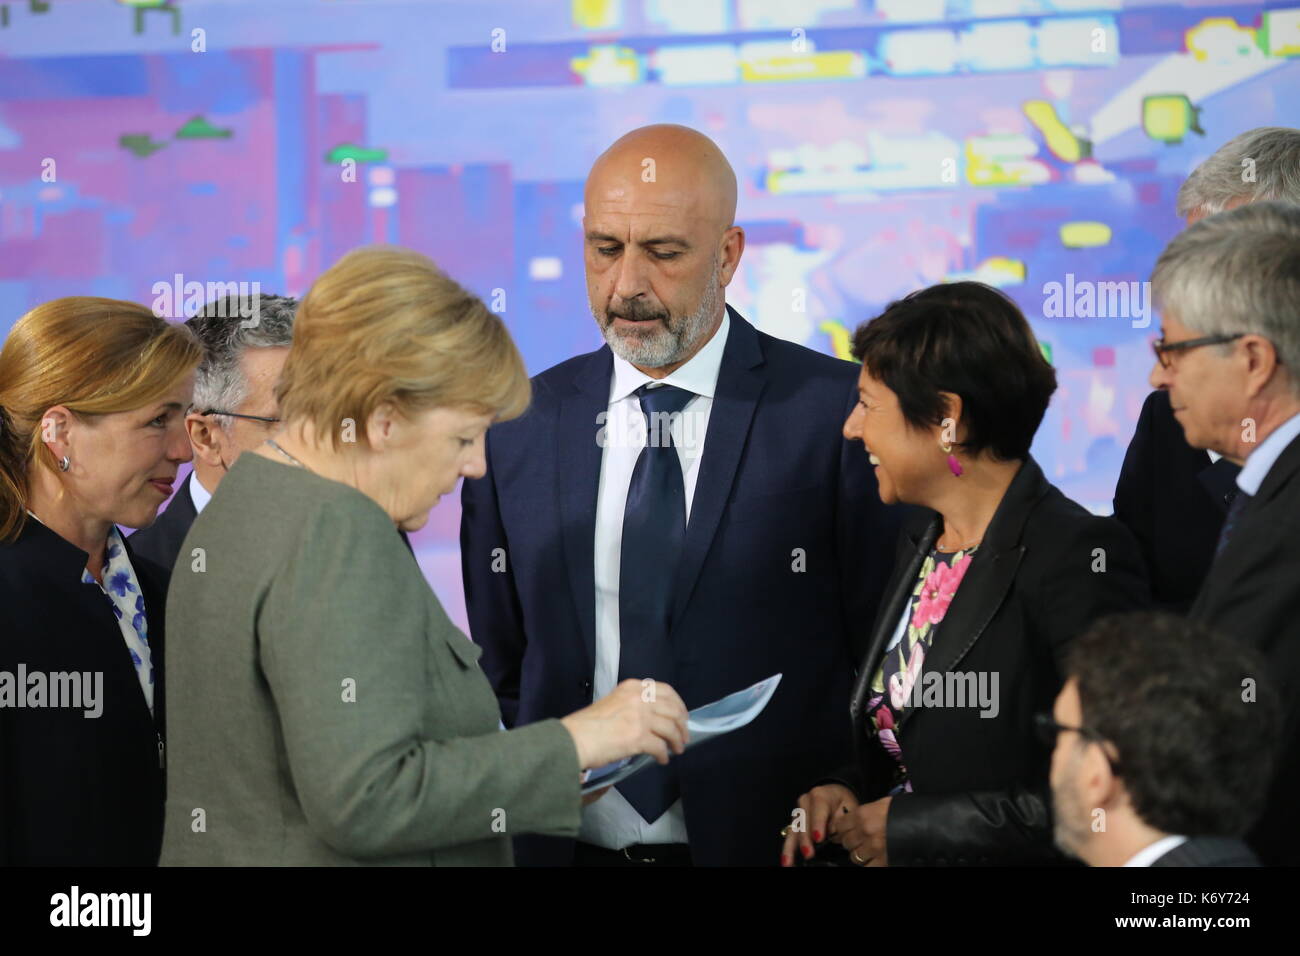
580, 673, 782, 793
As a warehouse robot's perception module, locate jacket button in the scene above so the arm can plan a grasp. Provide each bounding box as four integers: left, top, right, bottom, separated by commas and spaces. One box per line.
579, 679, 592, 692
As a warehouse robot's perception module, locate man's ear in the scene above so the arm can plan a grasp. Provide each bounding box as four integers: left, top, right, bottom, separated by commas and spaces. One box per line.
185, 413, 224, 469
1081, 744, 1124, 816
718, 226, 745, 287
1242, 334, 1282, 400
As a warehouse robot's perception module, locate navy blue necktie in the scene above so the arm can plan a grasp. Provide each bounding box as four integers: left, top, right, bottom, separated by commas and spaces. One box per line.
1215, 489, 1252, 557
616, 383, 695, 823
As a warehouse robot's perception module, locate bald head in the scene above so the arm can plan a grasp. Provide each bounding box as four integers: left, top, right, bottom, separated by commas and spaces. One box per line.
583, 125, 745, 376
585, 124, 738, 230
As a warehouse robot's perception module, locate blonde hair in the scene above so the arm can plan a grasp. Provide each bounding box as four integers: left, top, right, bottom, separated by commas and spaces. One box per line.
276, 246, 530, 449
0, 297, 203, 542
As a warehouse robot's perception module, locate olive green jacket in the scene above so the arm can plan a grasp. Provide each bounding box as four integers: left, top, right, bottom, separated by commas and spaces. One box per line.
160, 452, 581, 866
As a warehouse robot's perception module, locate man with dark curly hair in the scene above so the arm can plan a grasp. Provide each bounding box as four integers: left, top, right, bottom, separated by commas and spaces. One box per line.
1045, 612, 1278, 867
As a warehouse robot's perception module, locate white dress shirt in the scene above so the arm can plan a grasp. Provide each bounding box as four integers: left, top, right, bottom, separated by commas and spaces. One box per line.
1123, 834, 1187, 867
189, 471, 214, 514
1235, 411, 1300, 496
580, 311, 730, 850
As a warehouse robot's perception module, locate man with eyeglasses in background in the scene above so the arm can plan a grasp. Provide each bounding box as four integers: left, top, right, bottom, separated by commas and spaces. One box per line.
1046, 612, 1276, 868
128, 293, 296, 572
1147, 200, 1300, 866
1114, 127, 1300, 614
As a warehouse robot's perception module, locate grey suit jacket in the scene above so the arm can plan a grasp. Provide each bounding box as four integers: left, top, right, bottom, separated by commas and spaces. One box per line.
160, 452, 582, 866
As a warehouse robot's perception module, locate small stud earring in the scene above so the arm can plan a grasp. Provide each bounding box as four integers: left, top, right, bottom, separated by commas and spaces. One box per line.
58, 456, 70, 472
940, 442, 962, 477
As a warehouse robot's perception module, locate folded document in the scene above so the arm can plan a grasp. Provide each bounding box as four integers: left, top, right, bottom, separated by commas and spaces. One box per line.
579, 673, 782, 794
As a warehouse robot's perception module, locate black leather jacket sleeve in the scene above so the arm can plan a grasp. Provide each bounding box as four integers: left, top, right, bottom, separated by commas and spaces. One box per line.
885, 786, 1066, 866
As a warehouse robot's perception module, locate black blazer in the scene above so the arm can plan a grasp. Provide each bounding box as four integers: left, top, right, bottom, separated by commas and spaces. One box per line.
827, 456, 1151, 865
1114, 390, 1239, 613
1150, 837, 1259, 868
1191, 430, 1300, 867
127, 472, 198, 573
0, 516, 168, 865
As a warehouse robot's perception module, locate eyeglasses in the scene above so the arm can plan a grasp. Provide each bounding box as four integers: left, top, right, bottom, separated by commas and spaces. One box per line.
1034, 713, 1123, 776
197, 408, 281, 425
1151, 333, 1245, 369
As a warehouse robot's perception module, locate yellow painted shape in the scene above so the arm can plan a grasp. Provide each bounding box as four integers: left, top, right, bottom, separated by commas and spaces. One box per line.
1060, 221, 1113, 248
1023, 99, 1083, 163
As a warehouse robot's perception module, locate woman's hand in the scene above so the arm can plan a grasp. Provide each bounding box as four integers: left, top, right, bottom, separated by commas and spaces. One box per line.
780, 784, 860, 866
830, 795, 892, 866
561, 678, 689, 771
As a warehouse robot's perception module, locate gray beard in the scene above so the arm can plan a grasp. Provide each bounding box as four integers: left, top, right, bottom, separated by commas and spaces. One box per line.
592, 265, 722, 368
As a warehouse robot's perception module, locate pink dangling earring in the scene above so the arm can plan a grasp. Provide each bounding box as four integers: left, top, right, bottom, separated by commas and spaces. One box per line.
941, 442, 963, 477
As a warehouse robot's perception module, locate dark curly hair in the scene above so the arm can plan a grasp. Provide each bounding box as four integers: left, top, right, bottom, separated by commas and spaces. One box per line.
1066, 612, 1279, 838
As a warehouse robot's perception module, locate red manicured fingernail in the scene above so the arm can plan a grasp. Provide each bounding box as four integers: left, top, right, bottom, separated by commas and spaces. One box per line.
780, 854, 790, 867
801, 845, 813, 859
813, 830, 823, 842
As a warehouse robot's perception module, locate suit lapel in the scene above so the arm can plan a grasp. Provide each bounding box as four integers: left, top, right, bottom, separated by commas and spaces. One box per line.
1251, 431, 1300, 508
893, 457, 1048, 733
669, 308, 765, 630
895, 543, 1023, 732
850, 515, 939, 723
559, 348, 613, 676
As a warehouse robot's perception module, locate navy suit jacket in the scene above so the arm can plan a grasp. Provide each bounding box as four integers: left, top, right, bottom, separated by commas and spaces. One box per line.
1191, 431, 1300, 867
128, 472, 199, 574
1149, 837, 1259, 868
1114, 390, 1238, 613
460, 307, 902, 866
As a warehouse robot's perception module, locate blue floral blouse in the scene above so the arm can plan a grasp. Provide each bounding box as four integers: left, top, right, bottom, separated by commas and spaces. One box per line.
81, 526, 154, 714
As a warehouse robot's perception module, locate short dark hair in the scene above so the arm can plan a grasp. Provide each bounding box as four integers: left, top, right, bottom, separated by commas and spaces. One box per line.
1066, 612, 1279, 839
851, 282, 1057, 461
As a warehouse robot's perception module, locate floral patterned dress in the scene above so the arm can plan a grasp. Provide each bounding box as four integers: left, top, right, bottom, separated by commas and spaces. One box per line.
865, 546, 977, 794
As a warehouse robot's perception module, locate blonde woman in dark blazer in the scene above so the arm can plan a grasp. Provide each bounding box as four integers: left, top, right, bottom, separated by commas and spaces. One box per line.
160, 246, 688, 866
0, 297, 201, 865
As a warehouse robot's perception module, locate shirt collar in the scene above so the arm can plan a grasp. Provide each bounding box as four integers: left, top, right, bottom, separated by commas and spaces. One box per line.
1123, 834, 1187, 867
609, 309, 730, 405
189, 470, 214, 514
1236, 410, 1300, 496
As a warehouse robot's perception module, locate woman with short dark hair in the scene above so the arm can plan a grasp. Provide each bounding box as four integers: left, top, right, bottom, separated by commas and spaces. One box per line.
781, 281, 1151, 866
